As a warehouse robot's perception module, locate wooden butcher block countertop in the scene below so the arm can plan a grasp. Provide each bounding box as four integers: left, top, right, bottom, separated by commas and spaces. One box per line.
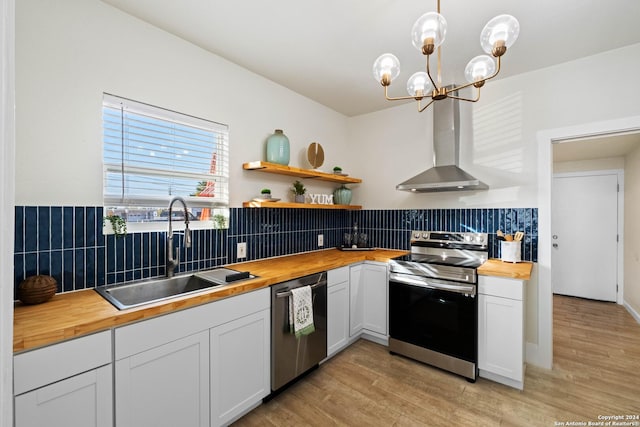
13, 248, 408, 353
478, 259, 533, 280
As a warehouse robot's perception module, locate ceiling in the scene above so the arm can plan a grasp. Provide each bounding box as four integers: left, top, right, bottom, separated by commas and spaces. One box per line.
101, 0, 640, 117
553, 132, 640, 163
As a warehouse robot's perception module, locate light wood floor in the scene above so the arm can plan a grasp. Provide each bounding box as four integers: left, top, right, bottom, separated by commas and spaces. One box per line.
233, 295, 640, 426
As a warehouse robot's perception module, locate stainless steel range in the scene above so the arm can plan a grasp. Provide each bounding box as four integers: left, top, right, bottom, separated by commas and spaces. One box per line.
388, 231, 488, 381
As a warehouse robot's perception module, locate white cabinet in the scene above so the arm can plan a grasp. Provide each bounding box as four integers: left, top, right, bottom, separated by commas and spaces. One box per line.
210, 308, 270, 426
362, 262, 388, 336
115, 331, 210, 427
478, 275, 526, 390
15, 365, 113, 427
114, 287, 270, 427
327, 266, 350, 357
14, 331, 113, 427
349, 262, 388, 344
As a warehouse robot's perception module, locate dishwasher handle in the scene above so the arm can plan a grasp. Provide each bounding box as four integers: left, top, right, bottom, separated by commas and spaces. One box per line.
275, 280, 327, 299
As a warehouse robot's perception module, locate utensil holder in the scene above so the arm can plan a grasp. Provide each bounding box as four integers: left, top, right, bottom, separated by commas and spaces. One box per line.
500, 241, 521, 263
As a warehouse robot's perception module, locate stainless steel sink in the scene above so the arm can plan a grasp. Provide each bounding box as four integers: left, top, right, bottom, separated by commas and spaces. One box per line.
95, 268, 256, 310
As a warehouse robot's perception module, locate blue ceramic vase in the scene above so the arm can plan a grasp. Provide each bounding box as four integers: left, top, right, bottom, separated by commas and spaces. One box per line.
266, 129, 290, 165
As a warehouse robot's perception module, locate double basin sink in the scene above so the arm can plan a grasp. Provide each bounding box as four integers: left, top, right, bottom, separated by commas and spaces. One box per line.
95, 268, 256, 310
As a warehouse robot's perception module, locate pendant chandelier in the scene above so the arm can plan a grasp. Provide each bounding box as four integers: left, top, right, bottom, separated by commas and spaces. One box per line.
372, 0, 519, 112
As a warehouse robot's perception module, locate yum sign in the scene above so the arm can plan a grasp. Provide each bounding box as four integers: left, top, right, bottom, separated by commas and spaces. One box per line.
307, 194, 334, 204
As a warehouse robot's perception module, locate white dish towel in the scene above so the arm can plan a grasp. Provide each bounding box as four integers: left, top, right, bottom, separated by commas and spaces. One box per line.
289, 286, 315, 338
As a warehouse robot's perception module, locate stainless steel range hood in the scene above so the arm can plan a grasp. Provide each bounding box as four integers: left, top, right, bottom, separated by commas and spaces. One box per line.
396, 90, 488, 193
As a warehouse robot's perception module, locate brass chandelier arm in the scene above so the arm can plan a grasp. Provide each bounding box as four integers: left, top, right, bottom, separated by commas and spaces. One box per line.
384, 85, 427, 102
417, 98, 437, 112
380, 52, 503, 106
447, 89, 481, 103
425, 54, 440, 91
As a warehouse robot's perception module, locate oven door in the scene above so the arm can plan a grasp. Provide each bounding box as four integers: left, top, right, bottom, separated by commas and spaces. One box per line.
389, 273, 477, 363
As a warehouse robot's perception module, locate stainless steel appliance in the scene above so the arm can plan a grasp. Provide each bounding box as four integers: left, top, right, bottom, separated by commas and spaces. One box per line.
389, 231, 488, 381
395, 90, 488, 193
271, 272, 327, 392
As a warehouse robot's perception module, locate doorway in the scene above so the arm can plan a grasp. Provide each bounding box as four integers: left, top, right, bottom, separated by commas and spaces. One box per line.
536, 116, 640, 370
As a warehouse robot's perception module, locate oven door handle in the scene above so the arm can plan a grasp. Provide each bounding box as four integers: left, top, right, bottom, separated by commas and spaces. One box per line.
389, 273, 476, 297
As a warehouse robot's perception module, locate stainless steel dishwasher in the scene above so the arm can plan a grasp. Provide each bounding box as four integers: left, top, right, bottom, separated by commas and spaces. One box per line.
271, 272, 327, 392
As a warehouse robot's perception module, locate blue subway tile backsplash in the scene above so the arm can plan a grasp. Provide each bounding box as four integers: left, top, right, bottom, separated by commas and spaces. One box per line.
13, 206, 538, 298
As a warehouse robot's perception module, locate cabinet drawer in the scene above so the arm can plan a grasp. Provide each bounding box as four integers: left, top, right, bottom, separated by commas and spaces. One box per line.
328, 266, 349, 286
14, 330, 112, 395
478, 275, 524, 300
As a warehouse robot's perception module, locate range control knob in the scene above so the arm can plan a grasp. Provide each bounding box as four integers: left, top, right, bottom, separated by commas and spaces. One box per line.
465, 235, 473, 242
422, 232, 429, 239
414, 232, 421, 239
475, 235, 484, 243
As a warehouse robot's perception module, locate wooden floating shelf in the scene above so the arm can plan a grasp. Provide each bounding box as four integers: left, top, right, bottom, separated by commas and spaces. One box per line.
243, 161, 362, 184
242, 201, 362, 210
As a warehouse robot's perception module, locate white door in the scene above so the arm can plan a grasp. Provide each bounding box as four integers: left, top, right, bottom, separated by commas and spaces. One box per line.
552, 173, 618, 302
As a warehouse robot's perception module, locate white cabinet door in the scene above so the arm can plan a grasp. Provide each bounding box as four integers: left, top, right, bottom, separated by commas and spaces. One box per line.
478, 291, 524, 389
15, 364, 112, 427
362, 262, 388, 335
210, 309, 270, 427
349, 264, 364, 336
115, 331, 210, 427
327, 280, 350, 356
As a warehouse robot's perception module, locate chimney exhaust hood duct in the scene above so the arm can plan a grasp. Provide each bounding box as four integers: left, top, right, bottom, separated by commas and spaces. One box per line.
396, 89, 488, 193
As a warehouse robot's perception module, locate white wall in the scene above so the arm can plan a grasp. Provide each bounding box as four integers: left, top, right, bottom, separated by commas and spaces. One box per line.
1, 0, 15, 423
15, 0, 349, 207
624, 145, 640, 317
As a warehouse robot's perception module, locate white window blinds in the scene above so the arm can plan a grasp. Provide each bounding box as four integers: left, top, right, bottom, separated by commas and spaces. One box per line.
102, 94, 229, 222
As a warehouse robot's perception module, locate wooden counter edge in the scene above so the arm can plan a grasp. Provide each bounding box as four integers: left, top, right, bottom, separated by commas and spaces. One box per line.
477, 259, 533, 281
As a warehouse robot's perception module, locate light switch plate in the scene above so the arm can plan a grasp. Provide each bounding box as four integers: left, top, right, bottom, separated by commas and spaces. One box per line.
237, 242, 247, 258
318, 234, 324, 247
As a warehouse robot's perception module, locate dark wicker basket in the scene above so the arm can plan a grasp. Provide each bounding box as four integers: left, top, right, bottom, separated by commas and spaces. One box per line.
18, 275, 57, 305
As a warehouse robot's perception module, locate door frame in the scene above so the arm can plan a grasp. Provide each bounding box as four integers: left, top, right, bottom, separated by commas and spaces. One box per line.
537, 115, 640, 370
552, 169, 624, 305
0, 0, 15, 424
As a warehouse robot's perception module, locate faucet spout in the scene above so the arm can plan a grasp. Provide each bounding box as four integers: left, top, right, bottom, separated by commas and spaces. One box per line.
166, 196, 191, 277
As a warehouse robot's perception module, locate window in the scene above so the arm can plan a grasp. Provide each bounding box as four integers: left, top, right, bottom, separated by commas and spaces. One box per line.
102, 94, 229, 231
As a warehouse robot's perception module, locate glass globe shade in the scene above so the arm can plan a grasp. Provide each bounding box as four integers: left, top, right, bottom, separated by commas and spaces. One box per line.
464, 55, 496, 83
480, 14, 520, 54
406, 72, 432, 97
372, 53, 401, 83
411, 12, 447, 52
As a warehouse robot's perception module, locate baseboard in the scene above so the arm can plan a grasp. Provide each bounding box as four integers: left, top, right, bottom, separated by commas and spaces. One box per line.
624, 301, 640, 324
361, 331, 388, 346
479, 369, 524, 390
